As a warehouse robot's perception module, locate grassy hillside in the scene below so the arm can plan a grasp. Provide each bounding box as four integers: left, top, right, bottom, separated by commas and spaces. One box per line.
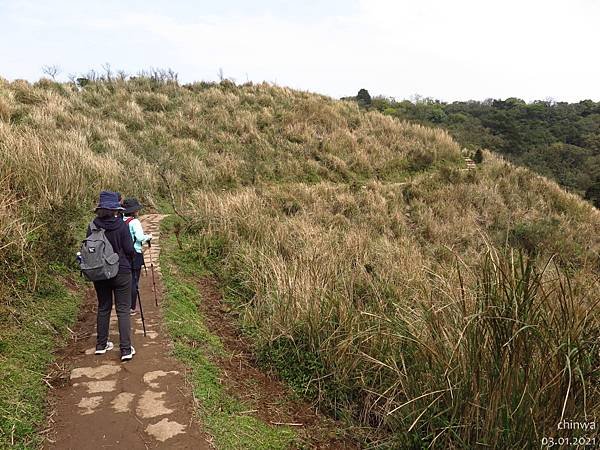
359, 94, 600, 202
0, 76, 598, 448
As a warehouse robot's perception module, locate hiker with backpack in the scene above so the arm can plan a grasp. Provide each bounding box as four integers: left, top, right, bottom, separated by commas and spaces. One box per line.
79, 191, 137, 361
122, 198, 152, 316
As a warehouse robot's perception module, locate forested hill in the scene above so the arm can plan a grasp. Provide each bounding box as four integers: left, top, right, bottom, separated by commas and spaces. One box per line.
348, 91, 600, 204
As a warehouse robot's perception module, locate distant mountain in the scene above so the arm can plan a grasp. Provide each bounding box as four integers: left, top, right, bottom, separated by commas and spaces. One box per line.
346, 90, 600, 205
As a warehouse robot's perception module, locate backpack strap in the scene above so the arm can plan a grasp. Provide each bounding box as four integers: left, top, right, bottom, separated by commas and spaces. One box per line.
124, 216, 138, 244
89, 220, 109, 232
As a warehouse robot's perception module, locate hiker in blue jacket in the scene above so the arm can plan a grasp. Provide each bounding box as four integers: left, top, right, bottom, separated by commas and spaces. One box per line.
88, 191, 137, 361
122, 198, 152, 315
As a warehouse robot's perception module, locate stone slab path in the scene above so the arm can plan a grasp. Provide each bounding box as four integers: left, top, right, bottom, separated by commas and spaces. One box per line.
46, 214, 210, 450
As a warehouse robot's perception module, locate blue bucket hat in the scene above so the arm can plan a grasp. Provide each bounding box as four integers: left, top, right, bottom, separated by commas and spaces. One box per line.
122, 197, 143, 214
95, 191, 124, 211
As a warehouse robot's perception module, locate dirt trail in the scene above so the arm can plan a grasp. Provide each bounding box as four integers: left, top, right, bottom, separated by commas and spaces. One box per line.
46, 214, 211, 450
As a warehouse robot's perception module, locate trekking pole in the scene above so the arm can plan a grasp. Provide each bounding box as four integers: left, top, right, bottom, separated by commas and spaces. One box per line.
147, 240, 159, 307
136, 280, 147, 337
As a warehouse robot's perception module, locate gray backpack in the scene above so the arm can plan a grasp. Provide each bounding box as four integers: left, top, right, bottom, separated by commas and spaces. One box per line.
79, 221, 120, 281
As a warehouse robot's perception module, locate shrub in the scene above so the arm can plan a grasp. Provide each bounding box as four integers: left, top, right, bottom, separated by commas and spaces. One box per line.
135, 92, 171, 112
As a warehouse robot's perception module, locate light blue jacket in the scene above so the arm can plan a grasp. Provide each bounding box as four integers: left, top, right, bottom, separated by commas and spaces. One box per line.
123, 216, 152, 253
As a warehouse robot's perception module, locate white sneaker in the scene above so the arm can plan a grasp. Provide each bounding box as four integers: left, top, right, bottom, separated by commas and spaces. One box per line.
121, 346, 136, 361
95, 341, 114, 355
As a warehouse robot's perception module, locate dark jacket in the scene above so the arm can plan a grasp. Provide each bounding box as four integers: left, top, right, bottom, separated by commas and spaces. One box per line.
86, 216, 135, 274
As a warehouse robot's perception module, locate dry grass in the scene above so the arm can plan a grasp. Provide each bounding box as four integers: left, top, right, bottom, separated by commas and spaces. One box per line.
0, 76, 462, 302
182, 165, 600, 447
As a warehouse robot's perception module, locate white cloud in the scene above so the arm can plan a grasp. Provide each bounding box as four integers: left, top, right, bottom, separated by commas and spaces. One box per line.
2, 0, 599, 101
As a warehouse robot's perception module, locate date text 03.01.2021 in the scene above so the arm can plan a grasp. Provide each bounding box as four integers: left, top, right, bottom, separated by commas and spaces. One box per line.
541, 436, 596, 448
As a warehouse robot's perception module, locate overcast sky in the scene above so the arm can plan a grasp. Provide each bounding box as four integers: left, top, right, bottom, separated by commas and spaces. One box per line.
1, 0, 599, 102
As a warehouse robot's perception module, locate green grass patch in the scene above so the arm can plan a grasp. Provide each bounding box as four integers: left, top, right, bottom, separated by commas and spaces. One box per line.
160, 220, 297, 450
0, 271, 81, 449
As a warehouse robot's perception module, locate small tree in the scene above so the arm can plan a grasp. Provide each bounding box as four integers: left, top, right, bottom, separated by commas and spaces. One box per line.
41, 64, 61, 80
101, 62, 113, 82
356, 88, 372, 108
473, 148, 484, 164
584, 178, 600, 208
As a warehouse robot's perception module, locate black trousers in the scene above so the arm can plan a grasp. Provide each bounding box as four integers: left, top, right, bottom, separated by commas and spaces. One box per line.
93, 272, 132, 354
